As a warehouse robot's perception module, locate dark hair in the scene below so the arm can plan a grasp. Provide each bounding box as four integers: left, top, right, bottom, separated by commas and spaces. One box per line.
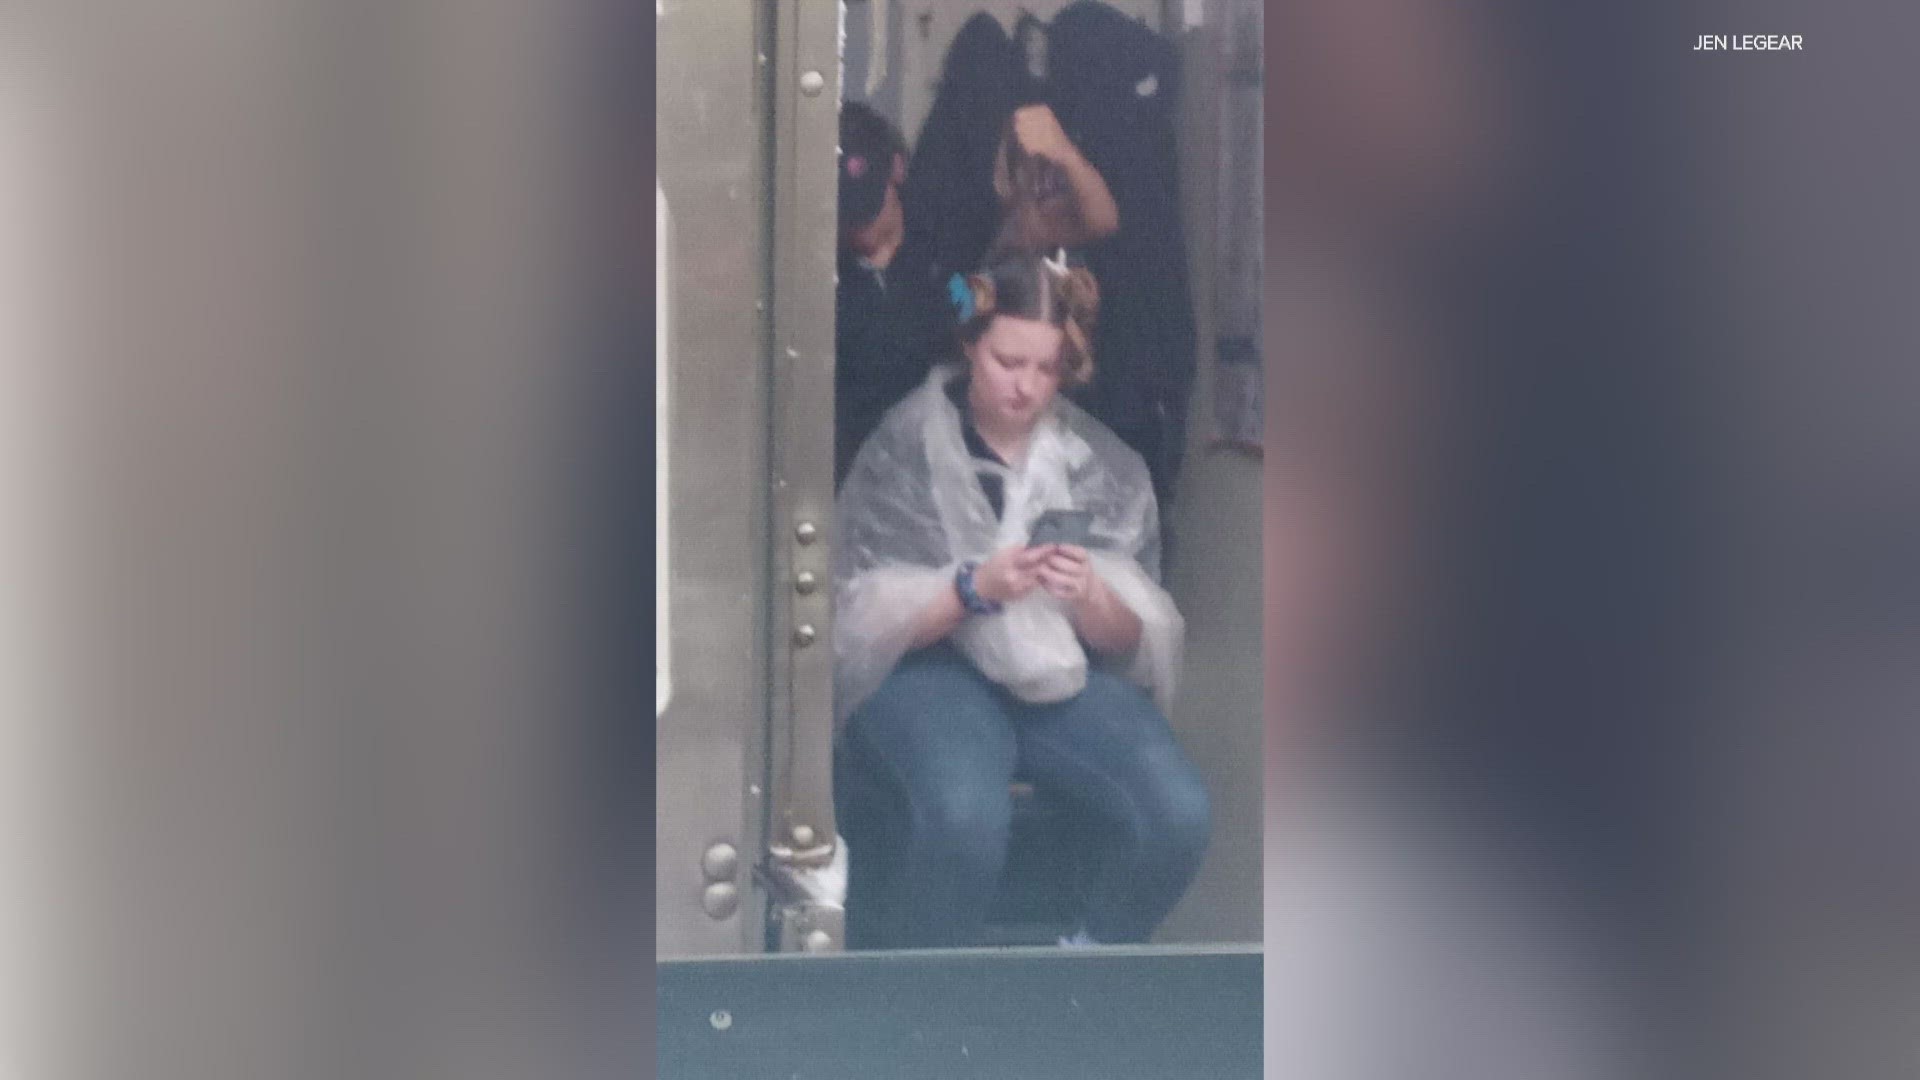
899, 14, 1024, 274
958, 255, 1101, 385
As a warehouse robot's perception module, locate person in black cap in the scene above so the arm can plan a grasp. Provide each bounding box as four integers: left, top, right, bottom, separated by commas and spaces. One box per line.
835, 102, 954, 489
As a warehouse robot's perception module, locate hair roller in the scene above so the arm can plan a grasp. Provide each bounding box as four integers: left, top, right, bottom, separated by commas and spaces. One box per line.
1066, 323, 1093, 381
968, 273, 998, 320
1059, 266, 1100, 328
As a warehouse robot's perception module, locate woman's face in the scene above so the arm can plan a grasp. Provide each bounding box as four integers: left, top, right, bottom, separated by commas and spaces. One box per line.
965, 315, 1065, 433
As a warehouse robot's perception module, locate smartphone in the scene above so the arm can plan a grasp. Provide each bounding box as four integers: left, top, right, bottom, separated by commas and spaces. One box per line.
1028, 508, 1093, 548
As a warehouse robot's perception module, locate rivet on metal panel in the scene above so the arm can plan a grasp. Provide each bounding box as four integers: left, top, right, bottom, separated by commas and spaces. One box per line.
702, 881, 740, 920
701, 842, 739, 882
799, 70, 826, 97
709, 1010, 733, 1031
793, 624, 817, 648
795, 521, 818, 544
790, 824, 817, 847
785, 346, 800, 360
794, 570, 818, 595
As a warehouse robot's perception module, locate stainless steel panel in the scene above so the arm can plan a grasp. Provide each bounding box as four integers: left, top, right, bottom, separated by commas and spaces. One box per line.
1155, 0, 1264, 946
763, 0, 842, 938
656, 0, 773, 958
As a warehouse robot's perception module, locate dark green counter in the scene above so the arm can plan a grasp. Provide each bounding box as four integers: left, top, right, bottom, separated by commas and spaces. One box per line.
659, 944, 1261, 1079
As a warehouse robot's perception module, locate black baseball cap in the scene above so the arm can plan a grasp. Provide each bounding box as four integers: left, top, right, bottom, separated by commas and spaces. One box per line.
839, 101, 903, 233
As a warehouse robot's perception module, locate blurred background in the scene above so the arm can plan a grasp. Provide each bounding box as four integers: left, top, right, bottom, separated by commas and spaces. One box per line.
1267, 1, 1920, 1076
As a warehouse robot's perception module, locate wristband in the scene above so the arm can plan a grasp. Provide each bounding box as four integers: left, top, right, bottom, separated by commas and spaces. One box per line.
954, 561, 1002, 616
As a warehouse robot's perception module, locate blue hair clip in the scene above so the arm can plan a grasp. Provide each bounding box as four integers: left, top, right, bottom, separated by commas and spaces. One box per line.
947, 273, 974, 322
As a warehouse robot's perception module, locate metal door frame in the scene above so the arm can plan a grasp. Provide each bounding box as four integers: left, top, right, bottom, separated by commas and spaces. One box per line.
655, 0, 775, 958
759, 0, 843, 953
656, 0, 842, 958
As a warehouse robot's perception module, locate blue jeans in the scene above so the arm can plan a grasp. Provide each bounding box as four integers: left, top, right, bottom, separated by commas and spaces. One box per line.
834, 646, 1211, 950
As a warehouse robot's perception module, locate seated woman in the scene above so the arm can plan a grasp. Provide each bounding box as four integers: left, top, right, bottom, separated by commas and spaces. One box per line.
831, 253, 1209, 951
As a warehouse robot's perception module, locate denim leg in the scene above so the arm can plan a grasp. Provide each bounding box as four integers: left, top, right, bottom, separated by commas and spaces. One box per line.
1015, 671, 1211, 943
834, 648, 1020, 950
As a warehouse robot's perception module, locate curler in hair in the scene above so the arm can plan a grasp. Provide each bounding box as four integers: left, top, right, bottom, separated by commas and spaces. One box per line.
1058, 266, 1101, 327
967, 273, 998, 319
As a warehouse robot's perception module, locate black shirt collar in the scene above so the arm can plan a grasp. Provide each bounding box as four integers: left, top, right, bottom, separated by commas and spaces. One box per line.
944, 373, 1011, 467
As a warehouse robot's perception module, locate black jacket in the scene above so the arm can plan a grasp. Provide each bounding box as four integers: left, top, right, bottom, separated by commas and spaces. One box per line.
834, 241, 955, 488
1045, 1, 1197, 509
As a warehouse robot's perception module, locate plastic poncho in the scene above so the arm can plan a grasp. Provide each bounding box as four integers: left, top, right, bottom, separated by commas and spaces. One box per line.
833, 365, 1183, 729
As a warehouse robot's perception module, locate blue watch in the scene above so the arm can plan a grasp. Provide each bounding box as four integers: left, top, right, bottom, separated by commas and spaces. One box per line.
954, 561, 1002, 615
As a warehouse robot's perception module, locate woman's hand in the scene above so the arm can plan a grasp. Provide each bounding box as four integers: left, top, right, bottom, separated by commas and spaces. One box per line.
1040, 544, 1144, 655
1011, 104, 1074, 162
975, 545, 1050, 606
1003, 105, 1120, 244
1035, 543, 1096, 604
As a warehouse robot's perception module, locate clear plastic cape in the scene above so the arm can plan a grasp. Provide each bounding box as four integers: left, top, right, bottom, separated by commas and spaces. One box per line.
832, 364, 1183, 728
